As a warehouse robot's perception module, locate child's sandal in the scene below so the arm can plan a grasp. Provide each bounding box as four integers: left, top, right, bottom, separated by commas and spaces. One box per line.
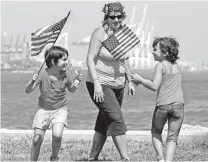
121, 158, 130, 161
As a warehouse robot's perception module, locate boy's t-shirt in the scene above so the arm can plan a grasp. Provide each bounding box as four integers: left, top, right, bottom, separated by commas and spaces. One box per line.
36, 68, 73, 110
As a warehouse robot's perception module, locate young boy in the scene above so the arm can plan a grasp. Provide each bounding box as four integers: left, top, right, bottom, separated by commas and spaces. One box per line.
25, 46, 82, 161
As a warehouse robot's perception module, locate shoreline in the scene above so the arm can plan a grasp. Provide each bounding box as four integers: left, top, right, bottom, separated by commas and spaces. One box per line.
1, 129, 208, 143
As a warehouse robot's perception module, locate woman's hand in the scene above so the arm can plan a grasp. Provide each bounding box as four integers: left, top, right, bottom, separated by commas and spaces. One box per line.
128, 82, 135, 96
93, 80, 105, 102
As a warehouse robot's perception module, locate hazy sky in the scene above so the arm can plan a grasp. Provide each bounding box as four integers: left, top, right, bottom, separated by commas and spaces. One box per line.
1, 1, 208, 63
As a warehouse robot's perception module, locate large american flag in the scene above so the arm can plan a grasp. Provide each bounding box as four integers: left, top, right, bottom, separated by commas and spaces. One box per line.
102, 24, 140, 60
31, 12, 70, 56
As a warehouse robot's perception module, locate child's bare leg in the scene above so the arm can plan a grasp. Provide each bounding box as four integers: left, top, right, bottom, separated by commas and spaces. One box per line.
51, 123, 65, 160
152, 133, 164, 161
165, 141, 176, 161
31, 128, 46, 161
165, 111, 183, 162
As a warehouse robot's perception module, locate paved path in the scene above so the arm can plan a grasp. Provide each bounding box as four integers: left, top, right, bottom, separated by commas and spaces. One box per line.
1, 129, 208, 143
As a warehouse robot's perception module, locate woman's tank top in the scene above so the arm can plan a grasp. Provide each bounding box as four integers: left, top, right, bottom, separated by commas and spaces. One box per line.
86, 46, 126, 89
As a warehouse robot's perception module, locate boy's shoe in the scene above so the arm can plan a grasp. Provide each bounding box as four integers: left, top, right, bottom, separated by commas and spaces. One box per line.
87, 157, 98, 161
50, 156, 59, 161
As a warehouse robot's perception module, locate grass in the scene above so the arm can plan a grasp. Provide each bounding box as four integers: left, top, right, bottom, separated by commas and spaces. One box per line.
1, 135, 208, 161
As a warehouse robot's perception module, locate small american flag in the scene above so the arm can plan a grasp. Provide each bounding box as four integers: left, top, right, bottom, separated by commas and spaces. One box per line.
31, 11, 70, 56
102, 24, 140, 60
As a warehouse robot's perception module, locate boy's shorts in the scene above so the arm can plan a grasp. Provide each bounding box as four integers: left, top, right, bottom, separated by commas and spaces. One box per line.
32, 107, 68, 130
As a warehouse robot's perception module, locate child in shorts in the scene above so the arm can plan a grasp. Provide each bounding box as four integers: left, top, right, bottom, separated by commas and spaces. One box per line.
25, 46, 82, 161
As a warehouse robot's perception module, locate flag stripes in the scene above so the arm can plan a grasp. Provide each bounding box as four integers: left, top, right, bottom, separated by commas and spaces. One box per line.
102, 24, 140, 60
31, 31, 59, 48
31, 13, 70, 56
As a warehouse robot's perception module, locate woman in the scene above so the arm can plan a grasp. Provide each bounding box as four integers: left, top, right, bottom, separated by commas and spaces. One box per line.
86, 2, 135, 161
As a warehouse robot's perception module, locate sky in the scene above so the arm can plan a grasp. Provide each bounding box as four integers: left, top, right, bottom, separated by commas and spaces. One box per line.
1, 1, 208, 64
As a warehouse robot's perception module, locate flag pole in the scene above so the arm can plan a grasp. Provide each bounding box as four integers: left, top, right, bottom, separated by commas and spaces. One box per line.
118, 61, 131, 75
37, 11, 71, 75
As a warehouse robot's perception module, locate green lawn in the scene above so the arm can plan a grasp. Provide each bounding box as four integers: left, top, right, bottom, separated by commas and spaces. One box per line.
1, 135, 208, 161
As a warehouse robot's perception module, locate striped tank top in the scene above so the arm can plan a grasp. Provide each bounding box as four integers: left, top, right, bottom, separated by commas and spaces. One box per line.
86, 47, 126, 89
156, 73, 184, 106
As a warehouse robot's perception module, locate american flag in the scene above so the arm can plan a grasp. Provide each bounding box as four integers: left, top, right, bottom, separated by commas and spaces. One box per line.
31, 12, 70, 56
102, 24, 140, 60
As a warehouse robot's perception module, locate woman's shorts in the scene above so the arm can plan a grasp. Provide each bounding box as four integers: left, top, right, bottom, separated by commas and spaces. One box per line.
32, 107, 68, 130
151, 103, 184, 143
86, 82, 127, 136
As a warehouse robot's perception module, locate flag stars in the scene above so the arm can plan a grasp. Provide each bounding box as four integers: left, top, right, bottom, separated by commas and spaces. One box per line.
102, 36, 119, 52
52, 18, 67, 32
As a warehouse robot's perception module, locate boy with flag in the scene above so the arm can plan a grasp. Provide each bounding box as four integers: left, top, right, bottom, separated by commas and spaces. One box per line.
25, 12, 82, 161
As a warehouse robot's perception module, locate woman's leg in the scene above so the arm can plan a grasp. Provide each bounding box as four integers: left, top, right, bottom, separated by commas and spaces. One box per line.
30, 128, 46, 161
86, 82, 108, 160
89, 131, 107, 160
107, 88, 128, 160
86, 82, 128, 160
111, 88, 129, 160
51, 122, 65, 160
165, 107, 184, 161
112, 133, 128, 160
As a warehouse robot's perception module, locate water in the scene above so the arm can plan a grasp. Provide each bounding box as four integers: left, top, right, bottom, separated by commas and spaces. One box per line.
1, 70, 208, 130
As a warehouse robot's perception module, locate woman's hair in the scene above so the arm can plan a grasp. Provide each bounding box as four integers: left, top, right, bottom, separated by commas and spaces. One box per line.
102, 2, 126, 26
45, 46, 68, 68
152, 36, 180, 63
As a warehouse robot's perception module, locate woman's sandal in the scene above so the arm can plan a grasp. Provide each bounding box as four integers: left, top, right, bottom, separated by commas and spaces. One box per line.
87, 157, 98, 161
50, 156, 59, 161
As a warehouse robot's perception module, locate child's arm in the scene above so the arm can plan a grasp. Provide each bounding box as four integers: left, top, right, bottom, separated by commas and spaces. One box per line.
131, 63, 163, 91
66, 82, 77, 93
25, 74, 40, 93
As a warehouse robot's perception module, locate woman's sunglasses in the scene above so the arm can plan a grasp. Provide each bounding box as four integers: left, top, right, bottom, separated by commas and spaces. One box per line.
108, 15, 123, 20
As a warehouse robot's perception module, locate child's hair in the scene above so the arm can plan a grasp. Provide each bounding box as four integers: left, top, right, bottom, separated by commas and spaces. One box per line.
152, 36, 180, 63
45, 46, 68, 68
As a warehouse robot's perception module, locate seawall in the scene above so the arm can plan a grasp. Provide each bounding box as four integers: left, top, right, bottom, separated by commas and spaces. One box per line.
1, 129, 208, 143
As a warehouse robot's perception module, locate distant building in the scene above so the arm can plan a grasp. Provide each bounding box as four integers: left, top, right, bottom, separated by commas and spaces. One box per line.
70, 59, 86, 69
129, 44, 154, 69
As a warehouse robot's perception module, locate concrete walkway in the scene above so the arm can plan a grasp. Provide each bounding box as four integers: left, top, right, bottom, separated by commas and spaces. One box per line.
1, 129, 208, 143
